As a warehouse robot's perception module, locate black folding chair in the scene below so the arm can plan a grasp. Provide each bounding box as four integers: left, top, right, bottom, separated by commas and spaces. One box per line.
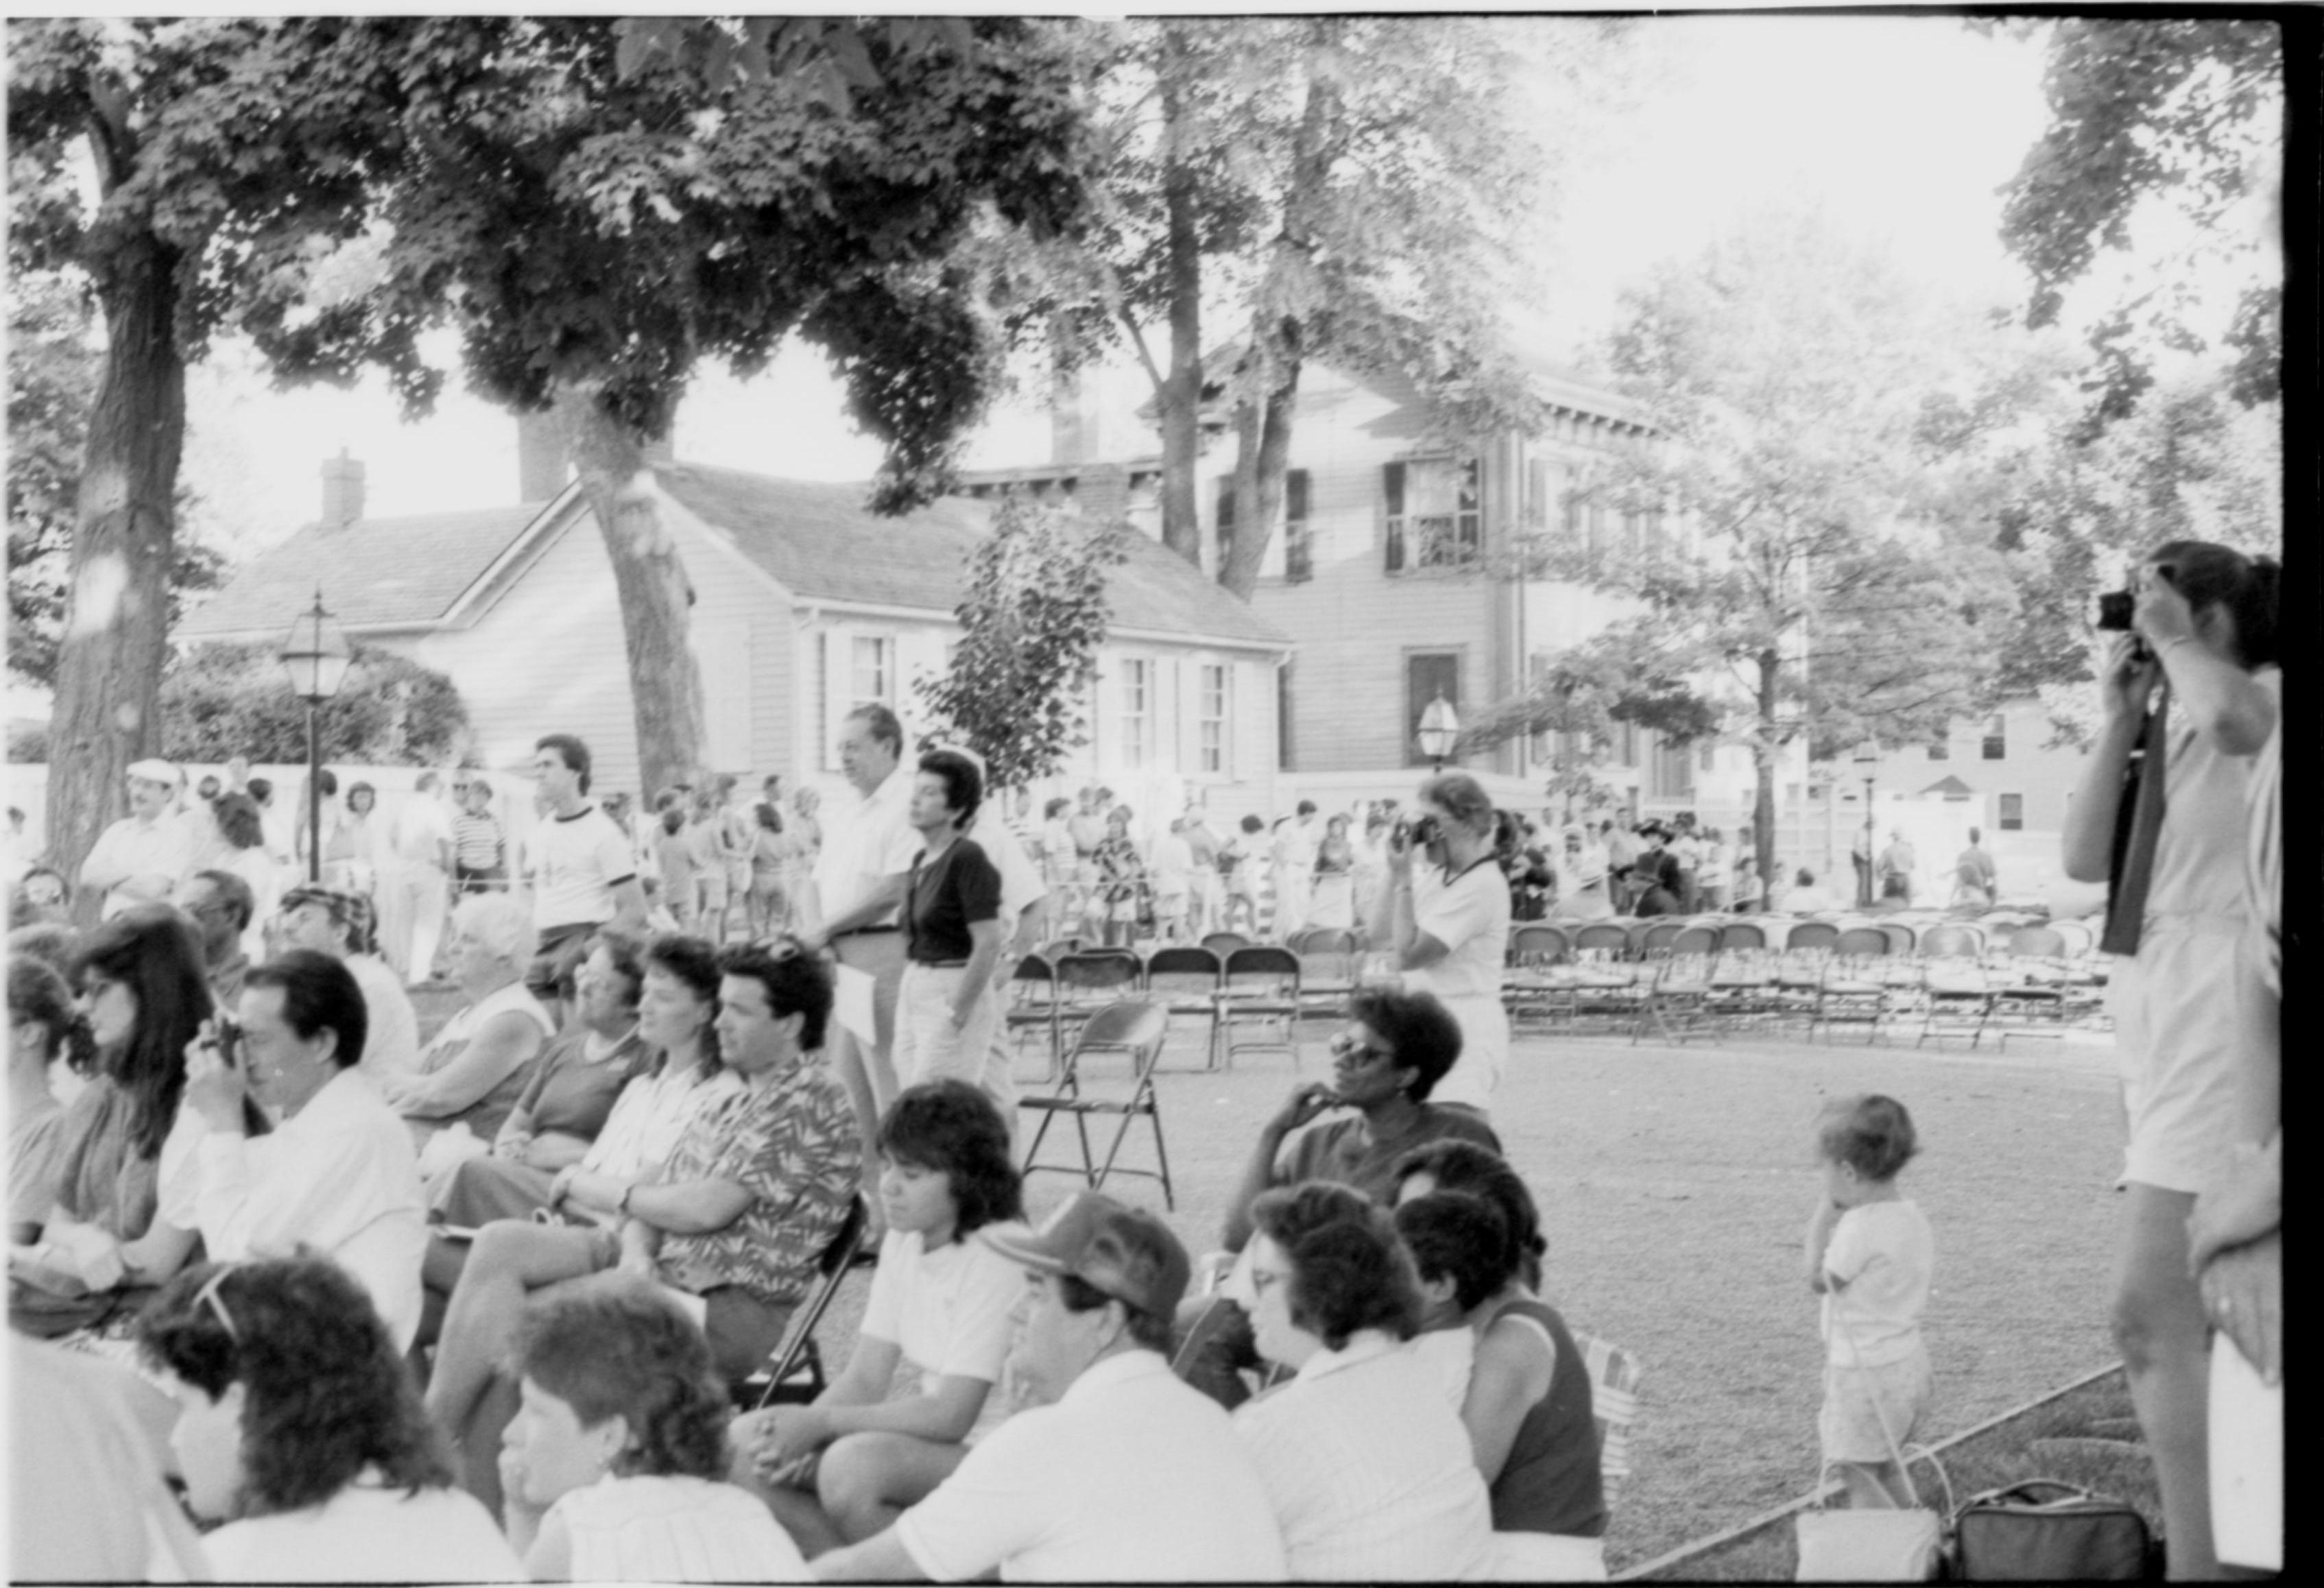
1019, 1000, 1175, 1208
741, 1194, 871, 1409
1051, 950, 1142, 1055
1142, 946, 1225, 1070
1219, 945, 1303, 1068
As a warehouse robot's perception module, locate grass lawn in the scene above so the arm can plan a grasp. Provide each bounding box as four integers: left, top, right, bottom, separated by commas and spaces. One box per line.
417, 991, 2131, 1576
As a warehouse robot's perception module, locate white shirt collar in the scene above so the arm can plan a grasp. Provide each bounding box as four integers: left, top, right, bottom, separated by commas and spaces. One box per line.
1292, 1328, 1402, 1384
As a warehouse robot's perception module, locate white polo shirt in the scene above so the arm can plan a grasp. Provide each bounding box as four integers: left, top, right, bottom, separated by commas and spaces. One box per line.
1233, 1329, 1494, 1582
896, 1349, 1288, 1582
815, 767, 919, 928
80, 813, 195, 919
527, 804, 635, 931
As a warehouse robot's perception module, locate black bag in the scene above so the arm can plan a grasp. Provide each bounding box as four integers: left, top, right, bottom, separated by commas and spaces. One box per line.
1948, 1480, 2155, 1580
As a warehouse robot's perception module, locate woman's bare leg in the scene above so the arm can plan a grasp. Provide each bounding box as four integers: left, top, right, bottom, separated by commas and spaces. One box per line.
2113, 1183, 2220, 1579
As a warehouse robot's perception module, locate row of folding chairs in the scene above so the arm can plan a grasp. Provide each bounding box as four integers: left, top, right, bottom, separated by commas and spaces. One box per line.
1505, 916, 2103, 967
1010, 939, 1366, 1074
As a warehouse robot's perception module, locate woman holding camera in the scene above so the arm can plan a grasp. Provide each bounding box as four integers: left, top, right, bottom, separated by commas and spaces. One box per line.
1369, 773, 1511, 1115
2061, 540, 2277, 1582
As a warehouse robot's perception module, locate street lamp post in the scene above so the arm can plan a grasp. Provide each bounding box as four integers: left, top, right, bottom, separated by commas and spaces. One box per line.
278, 589, 352, 883
1417, 693, 1461, 773
1852, 738, 1880, 908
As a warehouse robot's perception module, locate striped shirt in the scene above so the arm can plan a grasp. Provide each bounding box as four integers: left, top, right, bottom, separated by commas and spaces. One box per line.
453, 811, 505, 871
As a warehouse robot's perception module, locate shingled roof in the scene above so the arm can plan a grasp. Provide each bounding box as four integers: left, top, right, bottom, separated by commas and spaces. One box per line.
657, 462, 1287, 648
176, 504, 548, 638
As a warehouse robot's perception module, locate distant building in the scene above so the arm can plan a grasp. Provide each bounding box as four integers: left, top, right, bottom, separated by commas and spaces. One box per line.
176, 426, 1291, 825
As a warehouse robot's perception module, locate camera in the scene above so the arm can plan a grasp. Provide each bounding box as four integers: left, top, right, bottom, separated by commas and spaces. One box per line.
1393, 815, 1441, 849
2095, 590, 2137, 632
210, 1015, 243, 1068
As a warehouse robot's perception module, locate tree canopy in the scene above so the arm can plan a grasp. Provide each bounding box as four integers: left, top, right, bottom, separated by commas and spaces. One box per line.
158, 642, 470, 767
1995, 17, 2284, 431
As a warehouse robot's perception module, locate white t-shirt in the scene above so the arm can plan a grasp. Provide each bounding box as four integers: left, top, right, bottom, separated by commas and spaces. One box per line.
813, 769, 920, 928
896, 1350, 1288, 1583
1821, 1198, 1935, 1367
549, 1472, 808, 1584
346, 953, 421, 1079
200, 1476, 522, 1583
1234, 1330, 1494, 1582
390, 793, 454, 869
861, 1227, 1025, 1442
527, 803, 636, 930
81, 813, 195, 919
1406, 856, 1512, 1111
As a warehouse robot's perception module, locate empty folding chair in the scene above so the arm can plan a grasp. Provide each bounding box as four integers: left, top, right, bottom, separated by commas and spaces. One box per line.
740, 1194, 871, 1409
1018, 1000, 1175, 1208
1199, 930, 1251, 959
1218, 945, 1303, 1068
1636, 952, 1717, 1045
1051, 949, 1141, 1053
1505, 924, 1575, 1031
1003, 953, 1063, 1077
1716, 922, 1768, 954
1915, 959, 1992, 1048
1142, 945, 1225, 1070
1784, 920, 1840, 955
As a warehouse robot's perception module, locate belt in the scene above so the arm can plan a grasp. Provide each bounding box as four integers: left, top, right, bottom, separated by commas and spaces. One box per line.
913, 959, 970, 970
830, 925, 900, 939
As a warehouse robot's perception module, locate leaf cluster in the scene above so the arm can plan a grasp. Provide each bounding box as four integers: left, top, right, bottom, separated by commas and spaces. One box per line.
158, 641, 470, 767
915, 494, 1127, 792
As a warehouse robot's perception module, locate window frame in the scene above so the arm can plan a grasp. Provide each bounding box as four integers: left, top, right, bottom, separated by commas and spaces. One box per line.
1998, 792, 2025, 831
1384, 456, 1482, 573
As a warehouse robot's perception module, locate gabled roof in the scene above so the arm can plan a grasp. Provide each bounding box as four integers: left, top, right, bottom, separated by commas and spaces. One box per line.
658, 463, 1287, 649
1920, 774, 1978, 799
176, 504, 550, 638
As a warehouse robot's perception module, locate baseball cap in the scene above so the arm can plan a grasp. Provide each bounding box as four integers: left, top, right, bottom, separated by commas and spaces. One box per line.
278, 884, 375, 945
125, 758, 183, 787
982, 1192, 1191, 1320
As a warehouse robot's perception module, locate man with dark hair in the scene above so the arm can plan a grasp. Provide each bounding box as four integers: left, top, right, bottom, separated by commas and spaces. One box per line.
800, 703, 920, 1225
523, 734, 649, 1015
179, 868, 255, 1010
276, 883, 422, 1081
174, 948, 426, 1349
1173, 987, 1500, 1410
813, 1191, 1287, 1583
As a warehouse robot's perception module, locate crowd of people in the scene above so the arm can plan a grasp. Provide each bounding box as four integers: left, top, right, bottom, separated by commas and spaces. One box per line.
2, 538, 2282, 1580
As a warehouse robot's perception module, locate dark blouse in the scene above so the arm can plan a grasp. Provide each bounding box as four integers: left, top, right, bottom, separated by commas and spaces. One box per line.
906, 838, 1003, 965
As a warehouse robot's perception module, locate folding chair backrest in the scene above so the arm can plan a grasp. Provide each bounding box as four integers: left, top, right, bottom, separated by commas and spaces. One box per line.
1011, 952, 1055, 987
1627, 922, 1664, 959
1574, 924, 1631, 957
1142, 946, 1222, 992
1640, 922, 1684, 959
1876, 922, 1916, 957
1917, 925, 1980, 960
1511, 924, 1572, 966
1670, 926, 1718, 958
1785, 921, 1839, 953
1035, 938, 1088, 963
1223, 944, 1301, 989
2007, 926, 2067, 959
1295, 926, 1360, 957
1070, 998, 1171, 1069
2050, 919, 2095, 957
1055, 950, 1142, 999
750, 1194, 870, 1408
1716, 922, 1767, 953
1200, 931, 1252, 959
1834, 927, 1891, 959
1575, 1331, 1642, 1487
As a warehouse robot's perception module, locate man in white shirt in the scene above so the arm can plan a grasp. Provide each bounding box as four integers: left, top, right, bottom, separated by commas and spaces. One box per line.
382, 771, 456, 987
523, 734, 649, 1018
174, 949, 428, 1351
798, 704, 920, 1204
814, 1192, 1287, 1583
1274, 801, 1321, 940
959, 755, 1048, 1135
78, 759, 195, 919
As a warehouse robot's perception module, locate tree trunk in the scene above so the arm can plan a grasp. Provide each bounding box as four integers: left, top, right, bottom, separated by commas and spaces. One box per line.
1220, 369, 1300, 600
46, 227, 187, 926
1753, 647, 1780, 884
1153, 36, 1203, 566
556, 389, 708, 802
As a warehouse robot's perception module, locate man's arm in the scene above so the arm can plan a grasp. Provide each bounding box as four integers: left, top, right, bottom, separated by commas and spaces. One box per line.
606, 876, 649, 939
382, 1013, 543, 1117
804, 871, 910, 948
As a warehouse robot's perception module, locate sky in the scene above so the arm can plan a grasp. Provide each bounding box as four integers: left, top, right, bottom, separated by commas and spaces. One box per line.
176, 14, 2056, 562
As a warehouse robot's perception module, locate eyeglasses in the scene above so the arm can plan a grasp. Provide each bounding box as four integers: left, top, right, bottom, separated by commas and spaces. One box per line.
1327, 1031, 1393, 1065
1249, 1266, 1291, 1297
194, 1265, 241, 1342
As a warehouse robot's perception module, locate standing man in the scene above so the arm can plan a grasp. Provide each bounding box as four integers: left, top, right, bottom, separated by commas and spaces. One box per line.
1878, 829, 1917, 906
1182, 806, 1223, 939
797, 704, 920, 1219
1954, 826, 1998, 908
1601, 819, 1637, 913
523, 735, 649, 1023
385, 771, 456, 987
1851, 825, 1876, 909
78, 759, 195, 919
958, 754, 1049, 1137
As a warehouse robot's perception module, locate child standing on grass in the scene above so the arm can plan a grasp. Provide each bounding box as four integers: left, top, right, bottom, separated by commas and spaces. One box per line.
1804, 1094, 1934, 1508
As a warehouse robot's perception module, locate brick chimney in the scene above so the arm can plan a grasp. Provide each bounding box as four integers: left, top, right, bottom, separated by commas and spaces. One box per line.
320, 449, 365, 528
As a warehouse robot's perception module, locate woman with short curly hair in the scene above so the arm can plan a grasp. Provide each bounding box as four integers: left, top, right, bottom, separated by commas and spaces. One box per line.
502, 1275, 808, 1581
135, 1256, 520, 1582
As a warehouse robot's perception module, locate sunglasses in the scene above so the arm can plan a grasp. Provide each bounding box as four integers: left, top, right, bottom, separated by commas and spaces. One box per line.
194, 1265, 241, 1342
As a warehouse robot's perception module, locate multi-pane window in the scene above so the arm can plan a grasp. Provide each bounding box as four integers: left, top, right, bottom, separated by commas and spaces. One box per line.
1928, 737, 1951, 761
1383, 458, 1482, 572
852, 636, 891, 710
1982, 714, 2006, 760
1118, 658, 1152, 769
1215, 477, 1236, 575
1998, 793, 2024, 831
1199, 664, 1230, 774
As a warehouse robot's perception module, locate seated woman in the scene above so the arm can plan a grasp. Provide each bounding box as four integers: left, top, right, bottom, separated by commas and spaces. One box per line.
471, 933, 653, 1181
424, 941, 859, 1517
1231, 1181, 1493, 1581
500, 1276, 808, 1582
733, 1080, 1025, 1555
1392, 1188, 1505, 1406
420, 935, 736, 1330
135, 1256, 523, 1583
1393, 1139, 1607, 1561
380, 893, 553, 1143
9, 906, 251, 1338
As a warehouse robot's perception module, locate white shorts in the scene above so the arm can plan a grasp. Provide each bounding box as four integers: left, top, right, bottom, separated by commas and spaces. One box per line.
2106, 917, 2245, 1194
1819, 1345, 1931, 1465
